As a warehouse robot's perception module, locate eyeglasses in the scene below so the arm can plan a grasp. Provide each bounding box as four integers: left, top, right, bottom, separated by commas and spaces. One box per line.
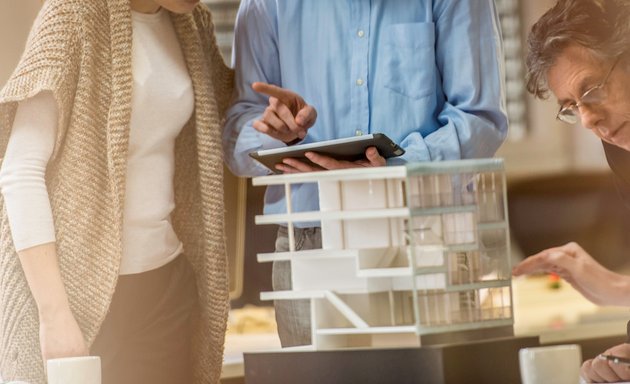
556, 57, 620, 124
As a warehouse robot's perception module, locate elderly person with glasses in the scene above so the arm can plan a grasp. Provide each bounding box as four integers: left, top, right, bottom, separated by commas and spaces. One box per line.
512, 0, 630, 382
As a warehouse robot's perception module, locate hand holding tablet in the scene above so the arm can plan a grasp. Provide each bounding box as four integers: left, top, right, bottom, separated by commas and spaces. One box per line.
249, 133, 405, 174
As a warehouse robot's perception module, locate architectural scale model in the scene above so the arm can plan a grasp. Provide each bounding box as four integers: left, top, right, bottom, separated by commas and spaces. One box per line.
253, 159, 513, 350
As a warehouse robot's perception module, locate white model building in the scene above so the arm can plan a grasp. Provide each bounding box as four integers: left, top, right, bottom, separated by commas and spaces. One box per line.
254, 159, 513, 350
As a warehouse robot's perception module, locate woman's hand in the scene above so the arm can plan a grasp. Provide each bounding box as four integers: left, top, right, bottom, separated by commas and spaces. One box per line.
512, 242, 630, 306
39, 306, 88, 361
17, 243, 88, 360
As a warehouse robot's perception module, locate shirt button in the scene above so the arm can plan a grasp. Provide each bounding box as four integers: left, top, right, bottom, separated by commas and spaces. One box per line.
357, 30, 365, 38
355, 129, 363, 136
356, 78, 364, 86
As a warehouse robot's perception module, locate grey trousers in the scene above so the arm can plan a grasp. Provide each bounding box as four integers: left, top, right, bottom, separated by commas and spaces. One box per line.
273, 226, 322, 347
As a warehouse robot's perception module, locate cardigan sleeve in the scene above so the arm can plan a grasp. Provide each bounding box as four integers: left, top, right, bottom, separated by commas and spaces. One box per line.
0, 0, 81, 163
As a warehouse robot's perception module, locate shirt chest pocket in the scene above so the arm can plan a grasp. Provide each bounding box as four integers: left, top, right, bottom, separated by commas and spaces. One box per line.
383, 22, 436, 100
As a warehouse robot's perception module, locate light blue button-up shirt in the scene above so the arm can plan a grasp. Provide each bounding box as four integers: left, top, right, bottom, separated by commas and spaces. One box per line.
224, 0, 508, 226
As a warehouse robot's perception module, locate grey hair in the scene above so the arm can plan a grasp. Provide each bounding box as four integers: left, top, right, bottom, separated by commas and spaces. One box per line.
526, 0, 630, 99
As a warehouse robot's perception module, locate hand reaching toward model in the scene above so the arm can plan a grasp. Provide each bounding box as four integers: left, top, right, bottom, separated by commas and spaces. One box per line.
512, 242, 630, 306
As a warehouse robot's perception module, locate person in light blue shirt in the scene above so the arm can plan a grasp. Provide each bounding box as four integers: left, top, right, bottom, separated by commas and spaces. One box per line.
223, 0, 508, 347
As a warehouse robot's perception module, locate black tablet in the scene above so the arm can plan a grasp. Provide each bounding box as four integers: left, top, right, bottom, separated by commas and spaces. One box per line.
249, 133, 405, 174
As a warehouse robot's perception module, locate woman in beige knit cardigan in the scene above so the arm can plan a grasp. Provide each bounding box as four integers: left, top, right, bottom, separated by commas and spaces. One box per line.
0, 0, 233, 383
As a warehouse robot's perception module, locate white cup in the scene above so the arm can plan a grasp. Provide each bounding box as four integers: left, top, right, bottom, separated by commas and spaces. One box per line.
519, 344, 582, 384
47, 356, 101, 384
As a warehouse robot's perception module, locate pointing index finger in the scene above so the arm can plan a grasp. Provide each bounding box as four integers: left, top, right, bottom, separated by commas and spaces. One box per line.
252, 82, 294, 105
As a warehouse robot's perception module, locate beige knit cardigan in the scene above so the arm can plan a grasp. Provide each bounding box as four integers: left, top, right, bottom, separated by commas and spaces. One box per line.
0, 0, 233, 383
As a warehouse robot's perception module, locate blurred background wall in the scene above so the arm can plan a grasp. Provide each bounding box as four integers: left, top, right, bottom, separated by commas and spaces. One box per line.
0, 0, 41, 85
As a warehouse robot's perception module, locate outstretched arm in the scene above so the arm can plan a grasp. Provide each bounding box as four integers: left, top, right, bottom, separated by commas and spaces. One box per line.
512, 242, 630, 306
